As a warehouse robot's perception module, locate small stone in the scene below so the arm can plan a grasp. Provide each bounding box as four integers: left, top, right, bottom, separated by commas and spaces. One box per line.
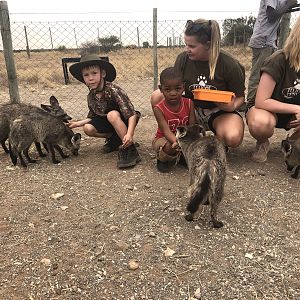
125, 185, 134, 190
164, 247, 175, 257
50, 193, 64, 200
128, 259, 139, 270
194, 287, 201, 299
245, 252, 254, 259
41, 258, 51, 266
115, 241, 129, 251
149, 231, 156, 237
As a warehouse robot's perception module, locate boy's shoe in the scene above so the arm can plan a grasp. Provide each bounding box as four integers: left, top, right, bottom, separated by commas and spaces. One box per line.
102, 133, 122, 153
117, 144, 141, 169
251, 139, 270, 163
156, 159, 176, 173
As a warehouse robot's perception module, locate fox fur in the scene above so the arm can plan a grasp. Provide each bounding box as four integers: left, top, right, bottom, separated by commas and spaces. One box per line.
9, 111, 80, 167
281, 135, 300, 179
0, 96, 71, 156
176, 124, 227, 228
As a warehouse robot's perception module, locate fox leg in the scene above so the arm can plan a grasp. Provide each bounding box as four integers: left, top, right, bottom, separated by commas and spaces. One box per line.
35, 142, 47, 157
210, 195, 223, 228
47, 143, 60, 164
54, 145, 69, 159
23, 147, 37, 163
1, 141, 9, 153
291, 165, 300, 179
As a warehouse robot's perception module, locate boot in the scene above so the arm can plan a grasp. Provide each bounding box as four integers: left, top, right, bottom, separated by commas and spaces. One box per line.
101, 132, 122, 153
117, 144, 141, 169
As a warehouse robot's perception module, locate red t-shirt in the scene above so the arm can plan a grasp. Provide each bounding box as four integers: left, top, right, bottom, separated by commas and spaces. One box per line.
154, 97, 192, 138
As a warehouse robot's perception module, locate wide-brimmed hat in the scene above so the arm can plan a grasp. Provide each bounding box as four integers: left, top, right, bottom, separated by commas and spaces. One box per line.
69, 54, 116, 83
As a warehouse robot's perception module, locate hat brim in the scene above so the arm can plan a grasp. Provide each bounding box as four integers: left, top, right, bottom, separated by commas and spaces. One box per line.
69, 59, 116, 83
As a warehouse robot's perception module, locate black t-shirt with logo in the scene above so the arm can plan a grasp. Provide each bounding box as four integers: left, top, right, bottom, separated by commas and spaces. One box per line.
261, 49, 300, 105
174, 50, 245, 109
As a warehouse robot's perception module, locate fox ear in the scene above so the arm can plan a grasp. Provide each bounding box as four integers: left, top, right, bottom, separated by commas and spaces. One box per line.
49, 95, 59, 107
191, 124, 205, 136
176, 126, 187, 137
281, 140, 292, 154
40, 104, 51, 112
72, 133, 81, 142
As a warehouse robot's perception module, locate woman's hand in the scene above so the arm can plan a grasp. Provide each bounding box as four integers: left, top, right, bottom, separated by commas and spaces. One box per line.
288, 109, 300, 131
215, 96, 236, 112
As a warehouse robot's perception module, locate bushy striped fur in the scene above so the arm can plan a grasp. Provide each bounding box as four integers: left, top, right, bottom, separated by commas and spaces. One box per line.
176, 124, 227, 228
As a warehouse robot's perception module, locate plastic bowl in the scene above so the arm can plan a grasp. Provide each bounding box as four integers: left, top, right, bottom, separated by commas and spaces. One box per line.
192, 88, 235, 103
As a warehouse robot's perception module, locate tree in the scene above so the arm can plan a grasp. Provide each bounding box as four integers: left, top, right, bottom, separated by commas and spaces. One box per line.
98, 35, 122, 53
80, 41, 100, 55
222, 16, 256, 46
143, 41, 150, 48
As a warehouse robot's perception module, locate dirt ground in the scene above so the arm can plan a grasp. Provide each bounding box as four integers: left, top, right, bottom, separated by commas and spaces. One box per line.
0, 115, 299, 300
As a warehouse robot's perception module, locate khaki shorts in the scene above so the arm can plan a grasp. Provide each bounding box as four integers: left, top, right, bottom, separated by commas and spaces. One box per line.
152, 137, 180, 163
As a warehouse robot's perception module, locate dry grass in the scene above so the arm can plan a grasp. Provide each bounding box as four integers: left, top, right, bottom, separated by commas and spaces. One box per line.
0, 46, 252, 89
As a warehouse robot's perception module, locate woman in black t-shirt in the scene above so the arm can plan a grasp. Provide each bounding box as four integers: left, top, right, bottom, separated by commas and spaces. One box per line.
246, 16, 300, 163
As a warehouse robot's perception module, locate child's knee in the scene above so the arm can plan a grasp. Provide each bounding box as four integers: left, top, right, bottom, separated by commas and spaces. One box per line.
83, 124, 96, 136
107, 110, 121, 123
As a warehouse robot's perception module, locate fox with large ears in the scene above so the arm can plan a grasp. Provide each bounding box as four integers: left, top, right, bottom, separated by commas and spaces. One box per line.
281, 134, 300, 179
176, 124, 227, 228
0, 95, 72, 157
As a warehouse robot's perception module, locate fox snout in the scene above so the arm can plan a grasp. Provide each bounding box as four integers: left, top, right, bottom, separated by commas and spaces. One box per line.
70, 133, 81, 155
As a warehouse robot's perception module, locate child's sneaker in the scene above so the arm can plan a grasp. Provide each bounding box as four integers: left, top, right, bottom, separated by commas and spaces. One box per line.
252, 139, 270, 162
102, 133, 122, 153
117, 144, 141, 169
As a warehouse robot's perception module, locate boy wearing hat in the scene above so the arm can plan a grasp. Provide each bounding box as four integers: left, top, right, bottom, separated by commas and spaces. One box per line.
69, 54, 141, 169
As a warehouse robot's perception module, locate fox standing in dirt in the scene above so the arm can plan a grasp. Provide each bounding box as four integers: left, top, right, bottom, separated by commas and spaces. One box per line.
176, 124, 227, 228
9, 111, 81, 167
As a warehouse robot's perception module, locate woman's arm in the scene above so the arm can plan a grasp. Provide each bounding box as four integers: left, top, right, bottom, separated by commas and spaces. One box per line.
255, 72, 300, 115
215, 95, 245, 112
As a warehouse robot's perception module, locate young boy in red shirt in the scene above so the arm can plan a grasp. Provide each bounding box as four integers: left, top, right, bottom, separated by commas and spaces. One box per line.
152, 67, 196, 172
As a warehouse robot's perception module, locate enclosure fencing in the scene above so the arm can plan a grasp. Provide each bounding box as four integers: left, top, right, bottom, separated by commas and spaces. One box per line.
0, 4, 299, 118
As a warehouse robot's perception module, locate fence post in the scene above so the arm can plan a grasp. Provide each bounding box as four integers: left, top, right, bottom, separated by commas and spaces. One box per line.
49, 26, 53, 50
137, 27, 140, 51
24, 25, 30, 58
152, 8, 158, 91
0, 1, 20, 103
278, 13, 291, 49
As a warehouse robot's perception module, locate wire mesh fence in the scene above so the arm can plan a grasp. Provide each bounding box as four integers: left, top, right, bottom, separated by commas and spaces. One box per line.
0, 11, 299, 118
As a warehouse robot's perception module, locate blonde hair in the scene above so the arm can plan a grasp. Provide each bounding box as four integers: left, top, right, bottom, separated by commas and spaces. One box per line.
185, 19, 221, 79
283, 16, 300, 72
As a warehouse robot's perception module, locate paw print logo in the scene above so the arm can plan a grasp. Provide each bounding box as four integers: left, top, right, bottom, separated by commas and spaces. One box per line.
197, 75, 207, 87
293, 78, 300, 90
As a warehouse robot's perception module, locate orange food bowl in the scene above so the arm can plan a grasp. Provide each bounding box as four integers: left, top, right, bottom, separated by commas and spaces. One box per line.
192, 89, 235, 103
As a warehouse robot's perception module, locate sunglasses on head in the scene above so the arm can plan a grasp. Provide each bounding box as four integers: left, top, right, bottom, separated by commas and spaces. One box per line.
185, 20, 211, 38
